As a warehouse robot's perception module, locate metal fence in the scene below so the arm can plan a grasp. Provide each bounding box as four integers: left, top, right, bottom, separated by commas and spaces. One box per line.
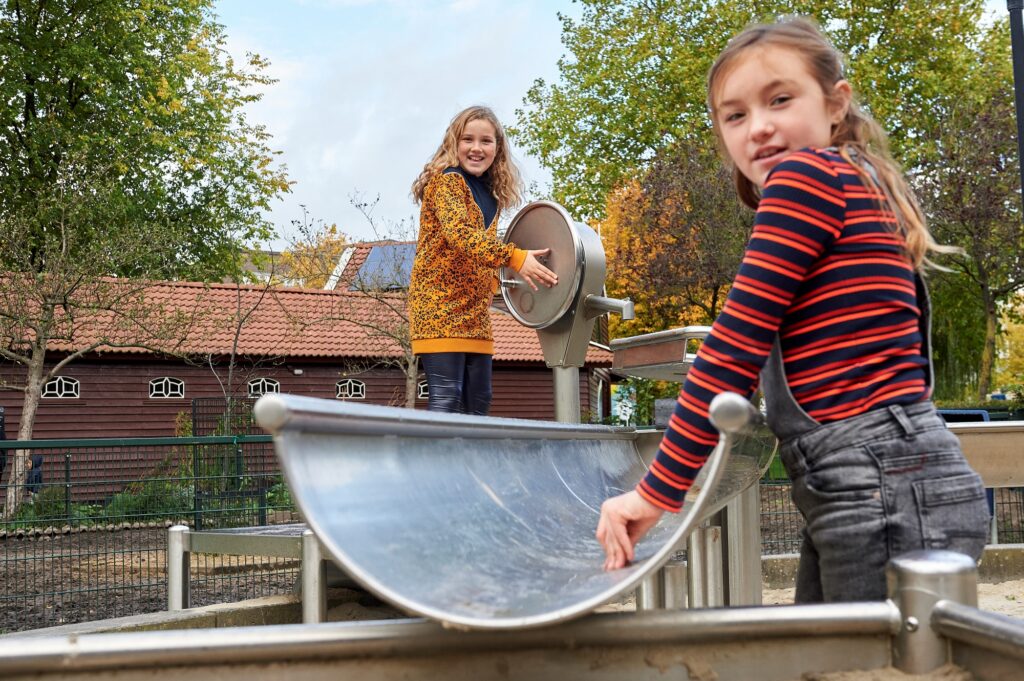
757, 455, 1024, 554
1, 434, 1021, 633
0, 435, 298, 634
192, 397, 262, 437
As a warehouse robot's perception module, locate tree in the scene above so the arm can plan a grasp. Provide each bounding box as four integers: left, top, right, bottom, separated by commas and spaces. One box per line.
277, 209, 351, 289
995, 300, 1024, 396
516, 0, 1000, 398
914, 23, 1020, 399
513, 0, 987, 220
0, 181, 203, 516
285, 197, 421, 408
0, 0, 289, 515
601, 136, 751, 337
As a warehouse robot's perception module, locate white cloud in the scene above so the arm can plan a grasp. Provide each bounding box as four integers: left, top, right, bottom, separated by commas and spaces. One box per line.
215, 0, 573, 248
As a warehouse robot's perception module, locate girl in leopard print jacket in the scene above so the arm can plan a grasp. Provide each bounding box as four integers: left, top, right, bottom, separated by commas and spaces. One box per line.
408, 106, 557, 414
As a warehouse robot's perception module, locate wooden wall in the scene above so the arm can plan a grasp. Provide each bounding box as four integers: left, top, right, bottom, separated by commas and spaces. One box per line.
0, 356, 602, 440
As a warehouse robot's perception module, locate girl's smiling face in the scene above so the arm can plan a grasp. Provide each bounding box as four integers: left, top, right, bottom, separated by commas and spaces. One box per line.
713, 46, 850, 188
458, 118, 497, 176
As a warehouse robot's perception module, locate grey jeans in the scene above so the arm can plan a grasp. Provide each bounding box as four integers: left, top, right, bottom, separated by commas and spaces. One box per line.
779, 401, 989, 602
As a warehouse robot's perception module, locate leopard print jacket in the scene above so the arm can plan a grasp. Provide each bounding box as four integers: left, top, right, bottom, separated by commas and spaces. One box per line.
408, 171, 526, 355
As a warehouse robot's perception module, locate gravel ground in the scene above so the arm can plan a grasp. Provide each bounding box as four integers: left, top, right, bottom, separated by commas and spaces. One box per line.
0, 525, 299, 633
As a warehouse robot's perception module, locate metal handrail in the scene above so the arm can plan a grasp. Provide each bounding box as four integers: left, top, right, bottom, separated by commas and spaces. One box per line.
0, 603, 900, 674
932, 599, 1024, 662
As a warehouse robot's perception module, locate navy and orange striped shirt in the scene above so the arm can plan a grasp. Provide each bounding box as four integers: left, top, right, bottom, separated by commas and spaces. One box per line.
638, 147, 930, 512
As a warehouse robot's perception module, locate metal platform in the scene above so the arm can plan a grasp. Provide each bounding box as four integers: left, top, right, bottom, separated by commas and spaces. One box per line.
610, 326, 711, 381
253, 392, 776, 630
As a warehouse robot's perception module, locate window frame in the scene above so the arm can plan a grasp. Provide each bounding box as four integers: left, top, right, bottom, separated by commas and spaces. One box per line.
41, 376, 80, 399
335, 378, 366, 400
149, 377, 185, 399
247, 377, 281, 397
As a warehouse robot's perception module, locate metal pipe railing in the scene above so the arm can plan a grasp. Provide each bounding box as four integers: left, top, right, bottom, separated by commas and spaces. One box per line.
932, 599, 1024, 663
0, 603, 900, 675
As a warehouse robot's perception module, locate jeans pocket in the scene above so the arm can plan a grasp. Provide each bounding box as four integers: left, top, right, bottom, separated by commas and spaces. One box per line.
802, 445, 880, 502
913, 473, 989, 560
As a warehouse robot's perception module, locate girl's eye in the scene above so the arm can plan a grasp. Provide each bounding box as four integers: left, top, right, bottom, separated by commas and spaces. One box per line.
723, 111, 744, 123
771, 94, 792, 106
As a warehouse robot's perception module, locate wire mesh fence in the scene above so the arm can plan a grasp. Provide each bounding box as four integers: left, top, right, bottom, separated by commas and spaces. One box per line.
757, 459, 1024, 555
0, 429, 1020, 633
0, 434, 298, 633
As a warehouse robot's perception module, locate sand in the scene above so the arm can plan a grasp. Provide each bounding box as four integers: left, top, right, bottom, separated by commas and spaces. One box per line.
762, 578, 1024, 619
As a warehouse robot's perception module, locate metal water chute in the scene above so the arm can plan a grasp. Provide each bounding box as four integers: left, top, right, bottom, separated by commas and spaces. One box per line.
500, 201, 634, 422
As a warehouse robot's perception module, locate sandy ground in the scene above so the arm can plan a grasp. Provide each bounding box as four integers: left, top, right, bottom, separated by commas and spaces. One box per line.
762, 579, 1024, 619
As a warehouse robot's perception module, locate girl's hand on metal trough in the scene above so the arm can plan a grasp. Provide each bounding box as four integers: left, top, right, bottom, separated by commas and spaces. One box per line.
517, 249, 558, 290
596, 490, 664, 571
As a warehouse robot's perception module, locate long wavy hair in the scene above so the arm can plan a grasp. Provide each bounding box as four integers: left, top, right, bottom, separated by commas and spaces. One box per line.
410, 105, 524, 214
707, 17, 950, 268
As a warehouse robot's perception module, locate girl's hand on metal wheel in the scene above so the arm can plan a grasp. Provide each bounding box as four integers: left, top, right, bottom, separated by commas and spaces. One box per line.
517, 249, 558, 290
596, 490, 664, 571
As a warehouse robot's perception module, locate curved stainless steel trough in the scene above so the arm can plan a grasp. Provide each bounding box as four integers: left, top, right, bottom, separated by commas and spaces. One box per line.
253, 392, 776, 630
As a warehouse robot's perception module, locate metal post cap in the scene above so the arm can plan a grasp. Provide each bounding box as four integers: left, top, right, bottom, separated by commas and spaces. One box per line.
887, 550, 978, 578
708, 392, 759, 434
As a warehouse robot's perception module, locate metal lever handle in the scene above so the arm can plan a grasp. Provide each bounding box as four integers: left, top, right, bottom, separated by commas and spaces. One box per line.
499, 278, 520, 289
708, 392, 765, 434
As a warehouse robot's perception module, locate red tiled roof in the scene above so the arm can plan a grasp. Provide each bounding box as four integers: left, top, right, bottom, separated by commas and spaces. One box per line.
39, 279, 612, 365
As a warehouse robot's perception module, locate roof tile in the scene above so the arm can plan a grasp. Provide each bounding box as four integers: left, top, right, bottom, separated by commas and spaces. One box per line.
41, 279, 612, 365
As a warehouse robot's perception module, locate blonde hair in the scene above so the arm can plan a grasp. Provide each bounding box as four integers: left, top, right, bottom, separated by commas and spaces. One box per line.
707, 17, 948, 269
410, 105, 524, 214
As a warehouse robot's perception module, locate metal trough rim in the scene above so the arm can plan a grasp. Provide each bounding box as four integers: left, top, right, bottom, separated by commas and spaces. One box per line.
0, 603, 900, 674
255, 392, 771, 630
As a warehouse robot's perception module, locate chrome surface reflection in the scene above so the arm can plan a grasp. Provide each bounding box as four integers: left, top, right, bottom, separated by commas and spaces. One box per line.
254, 392, 776, 630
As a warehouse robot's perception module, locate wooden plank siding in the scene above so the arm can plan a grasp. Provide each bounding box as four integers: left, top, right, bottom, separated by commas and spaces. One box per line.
0, 358, 601, 440
0, 355, 605, 502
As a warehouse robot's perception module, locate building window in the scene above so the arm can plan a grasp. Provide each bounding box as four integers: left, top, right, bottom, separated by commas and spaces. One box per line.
149, 377, 185, 399
248, 378, 280, 397
417, 380, 429, 399
336, 379, 366, 400
42, 376, 80, 399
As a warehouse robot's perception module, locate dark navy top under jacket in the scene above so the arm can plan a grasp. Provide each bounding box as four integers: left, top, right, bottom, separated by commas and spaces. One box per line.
444, 166, 497, 228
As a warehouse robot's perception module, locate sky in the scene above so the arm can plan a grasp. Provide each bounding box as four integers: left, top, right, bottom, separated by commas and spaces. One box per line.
212, 0, 580, 248
214, 0, 1012, 249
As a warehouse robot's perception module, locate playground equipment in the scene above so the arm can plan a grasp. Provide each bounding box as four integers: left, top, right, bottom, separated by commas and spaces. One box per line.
500, 200, 635, 422
1, 200, 1022, 680
2, 548, 1023, 680
249, 389, 773, 630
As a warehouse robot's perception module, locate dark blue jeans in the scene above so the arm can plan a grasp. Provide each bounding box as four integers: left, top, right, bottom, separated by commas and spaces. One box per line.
418, 352, 493, 415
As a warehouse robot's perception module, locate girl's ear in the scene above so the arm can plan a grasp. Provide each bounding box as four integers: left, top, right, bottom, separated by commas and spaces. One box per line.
830, 79, 853, 124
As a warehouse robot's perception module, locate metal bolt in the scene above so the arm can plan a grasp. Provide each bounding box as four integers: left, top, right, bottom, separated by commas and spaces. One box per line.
904, 616, 919, 633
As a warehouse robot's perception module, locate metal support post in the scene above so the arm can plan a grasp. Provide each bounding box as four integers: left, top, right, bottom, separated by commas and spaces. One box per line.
1008, 0, 1024, 208
551, 366, 581, 423
725, 484, 763, 605
167, 525, 191, 610
634, 570, 664, 611
661, 550, 688, 609
888, 549, 978, 675
687, 526, 707, 608
703, 525, 724, 607
301, 529, 326, 624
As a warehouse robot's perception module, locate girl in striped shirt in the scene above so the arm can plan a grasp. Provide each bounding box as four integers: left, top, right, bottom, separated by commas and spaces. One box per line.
596, 17, 989, 602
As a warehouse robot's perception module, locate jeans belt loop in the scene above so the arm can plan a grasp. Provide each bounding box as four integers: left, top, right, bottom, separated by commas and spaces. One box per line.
888, 404, 915, 439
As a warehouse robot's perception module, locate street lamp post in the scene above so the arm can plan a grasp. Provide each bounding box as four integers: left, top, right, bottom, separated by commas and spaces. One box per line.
1009, 0, 1024, 207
